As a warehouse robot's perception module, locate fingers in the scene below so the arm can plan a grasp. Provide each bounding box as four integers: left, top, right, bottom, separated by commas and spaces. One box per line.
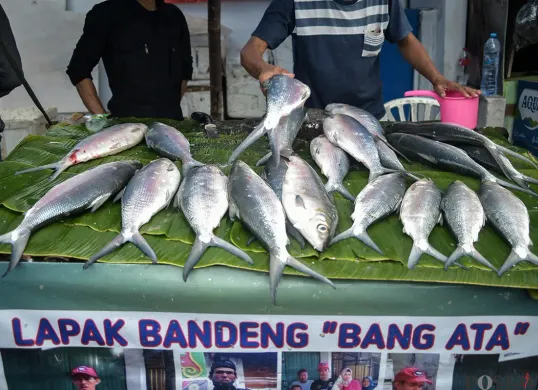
434, 85, 447, 98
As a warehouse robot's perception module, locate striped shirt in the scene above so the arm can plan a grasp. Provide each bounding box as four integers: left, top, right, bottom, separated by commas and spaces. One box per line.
252, 0, 412, 119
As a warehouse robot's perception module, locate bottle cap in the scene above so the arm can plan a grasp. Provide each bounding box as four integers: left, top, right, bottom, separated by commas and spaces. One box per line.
490, 33, 497, 38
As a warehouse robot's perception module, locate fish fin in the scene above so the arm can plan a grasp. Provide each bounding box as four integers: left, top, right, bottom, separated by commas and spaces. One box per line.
329, 227, 355, 246
0, 229, 31, 278
227, 122, 267, 164
256, 152, 272, 167
325, 182, 355, 202
84, 231, 157, 269
498, 248, 538, 276
246, 236, 257, 247
521, 174, 538, 185
496, 144, 538, 168
417, 152, 438, 164
286, 220, 306, 249
113, 188, 126, 203
403, 171, 427, 181
356, 230, 384, 255
378, 136, 411, 163
408, 242, 448, 270
228, 202, 238, 221
445, 245, 496, 272
210, 235, 254, 265
496, 178, 538, 198
15, 162, 67, 181
88, 193, 112, 212
438, 213, 444, 227
280, 147, 293, 160
286, 256, 336, 289
295, 195, 306, 209
182, 158, 204, 176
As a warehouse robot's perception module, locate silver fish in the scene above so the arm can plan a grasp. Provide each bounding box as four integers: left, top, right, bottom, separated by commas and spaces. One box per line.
84, 158, 181, 267
387, 133, 538, 198
310, 135, 354, 201
0, 160, 141, 276
330, 173, 407, 254
256, 106, 306, 166
400, 179, 448, 269
228, 75, 310, 167
15, 123, 147, 181
325, 102, 410, 162
323, 114, 393, 182
145, 122, 204, 175
441, 180, 497, 272
262, 156, 306, 249
478, 181, 538, 276
176, 164, 254, 281
228, 160, 335, 304
282, 155, 339, 252
374, 138, 421, 181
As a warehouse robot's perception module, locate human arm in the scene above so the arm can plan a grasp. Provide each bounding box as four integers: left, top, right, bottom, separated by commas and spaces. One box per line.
66, 5, 110, 113
386, 0, 479, 98
0, 4, 23, 98
240, 0, 295, 84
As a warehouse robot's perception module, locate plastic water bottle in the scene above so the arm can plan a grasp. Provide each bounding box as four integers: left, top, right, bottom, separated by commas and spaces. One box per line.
480, 33, 502, 96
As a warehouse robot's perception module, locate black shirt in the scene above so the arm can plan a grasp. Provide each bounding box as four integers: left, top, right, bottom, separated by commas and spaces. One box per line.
311, 379, 335, 390
0, 4, 23, 99
66, 0, 193, 120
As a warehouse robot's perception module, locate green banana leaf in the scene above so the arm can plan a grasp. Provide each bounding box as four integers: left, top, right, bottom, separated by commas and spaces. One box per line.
1, 118, 538, 289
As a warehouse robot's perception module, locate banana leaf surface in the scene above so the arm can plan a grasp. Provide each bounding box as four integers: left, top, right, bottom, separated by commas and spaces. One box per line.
1, 118, 538, 289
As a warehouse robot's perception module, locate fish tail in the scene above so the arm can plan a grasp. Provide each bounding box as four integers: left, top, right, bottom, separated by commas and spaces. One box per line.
329, 227, 355, 246
255, 152, 272, 167
325, 181, 355, 201
521, 174, 538, 185
356, 230, 384, 255
183, 158, 205, 175
0, 229, 31, 278
131, 232, 158, 263
403, 171, 427, 182
495, 178, 538, 198
268, 253, 335, 303
285, 220, 306, 249
15, 162, 65, 180
498, 247, 538, 276
227, 122, 267, 164
84, 233, 128, 269
379, 136, 411, 163
496, 144, 538, 168
407, 242, 447, 269
210, 235, 254, 265
467, 245, 498, 272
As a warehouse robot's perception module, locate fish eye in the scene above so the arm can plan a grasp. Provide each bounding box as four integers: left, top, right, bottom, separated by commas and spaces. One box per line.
317, 225, 328, 233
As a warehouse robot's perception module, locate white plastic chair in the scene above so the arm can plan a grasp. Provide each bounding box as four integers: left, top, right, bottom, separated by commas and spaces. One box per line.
381, 97, 441, 122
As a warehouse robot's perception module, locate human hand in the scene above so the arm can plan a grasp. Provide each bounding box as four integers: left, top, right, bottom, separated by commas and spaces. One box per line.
432, 75, 480, 98
259, 65, 294, 95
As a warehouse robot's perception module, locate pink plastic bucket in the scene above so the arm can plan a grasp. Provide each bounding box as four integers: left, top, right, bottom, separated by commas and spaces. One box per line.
403, 90, 479, 129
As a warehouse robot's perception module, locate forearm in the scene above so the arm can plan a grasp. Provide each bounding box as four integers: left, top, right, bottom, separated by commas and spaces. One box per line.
240, 37, 270, 79
397, 33, 443, 84
75, 78, 106, 114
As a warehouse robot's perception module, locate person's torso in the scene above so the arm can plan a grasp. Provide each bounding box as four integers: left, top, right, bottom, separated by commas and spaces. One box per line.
293, 380, 313, 390
291, 0, 389, 118
312, 379, 334, 390
101, 0, 187, 119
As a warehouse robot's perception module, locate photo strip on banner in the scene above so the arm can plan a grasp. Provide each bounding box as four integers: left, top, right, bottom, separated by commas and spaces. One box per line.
0, 311, 538, 388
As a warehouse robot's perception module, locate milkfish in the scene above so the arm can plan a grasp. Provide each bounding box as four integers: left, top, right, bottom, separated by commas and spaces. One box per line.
84, 158, 181, 268
0, 160, 141, 276
176, 164, 254, 281
228, 160, 335, 304
15, 123, 147, 181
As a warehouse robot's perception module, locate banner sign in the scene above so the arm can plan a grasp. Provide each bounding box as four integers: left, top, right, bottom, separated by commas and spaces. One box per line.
1, 310, 535, 354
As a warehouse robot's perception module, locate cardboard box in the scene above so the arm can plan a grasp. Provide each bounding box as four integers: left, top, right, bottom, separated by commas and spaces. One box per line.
512, 80, 538, 156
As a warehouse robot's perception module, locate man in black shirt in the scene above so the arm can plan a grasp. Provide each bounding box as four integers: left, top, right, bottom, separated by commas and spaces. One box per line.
310, 362, 334, 390
66, 0, 193, 121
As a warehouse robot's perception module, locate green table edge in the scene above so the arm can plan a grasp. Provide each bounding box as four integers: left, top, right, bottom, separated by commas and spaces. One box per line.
0, 262, 537, 316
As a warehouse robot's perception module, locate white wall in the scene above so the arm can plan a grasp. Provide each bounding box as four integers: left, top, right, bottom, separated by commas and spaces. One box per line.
0, 0, 97, 113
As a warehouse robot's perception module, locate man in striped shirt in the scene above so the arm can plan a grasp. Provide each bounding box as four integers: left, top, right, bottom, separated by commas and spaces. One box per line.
240, 0, 479, 120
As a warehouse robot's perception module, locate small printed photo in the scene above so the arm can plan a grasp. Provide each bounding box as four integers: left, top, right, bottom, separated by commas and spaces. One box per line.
181, 352, 278, 390
282, 352, 381, 390
383, 353, 439, 390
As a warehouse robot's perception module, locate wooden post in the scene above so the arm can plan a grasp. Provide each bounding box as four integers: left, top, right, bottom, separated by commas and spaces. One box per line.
208, 0, 222, 120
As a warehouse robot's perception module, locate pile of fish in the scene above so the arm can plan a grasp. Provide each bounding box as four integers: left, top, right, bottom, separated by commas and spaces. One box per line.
1, 74, 538, 303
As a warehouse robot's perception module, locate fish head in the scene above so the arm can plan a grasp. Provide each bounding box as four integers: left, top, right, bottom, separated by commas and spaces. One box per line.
121, 160, 144, 171
130, 123, 149, 134
300, 211, 335, 252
